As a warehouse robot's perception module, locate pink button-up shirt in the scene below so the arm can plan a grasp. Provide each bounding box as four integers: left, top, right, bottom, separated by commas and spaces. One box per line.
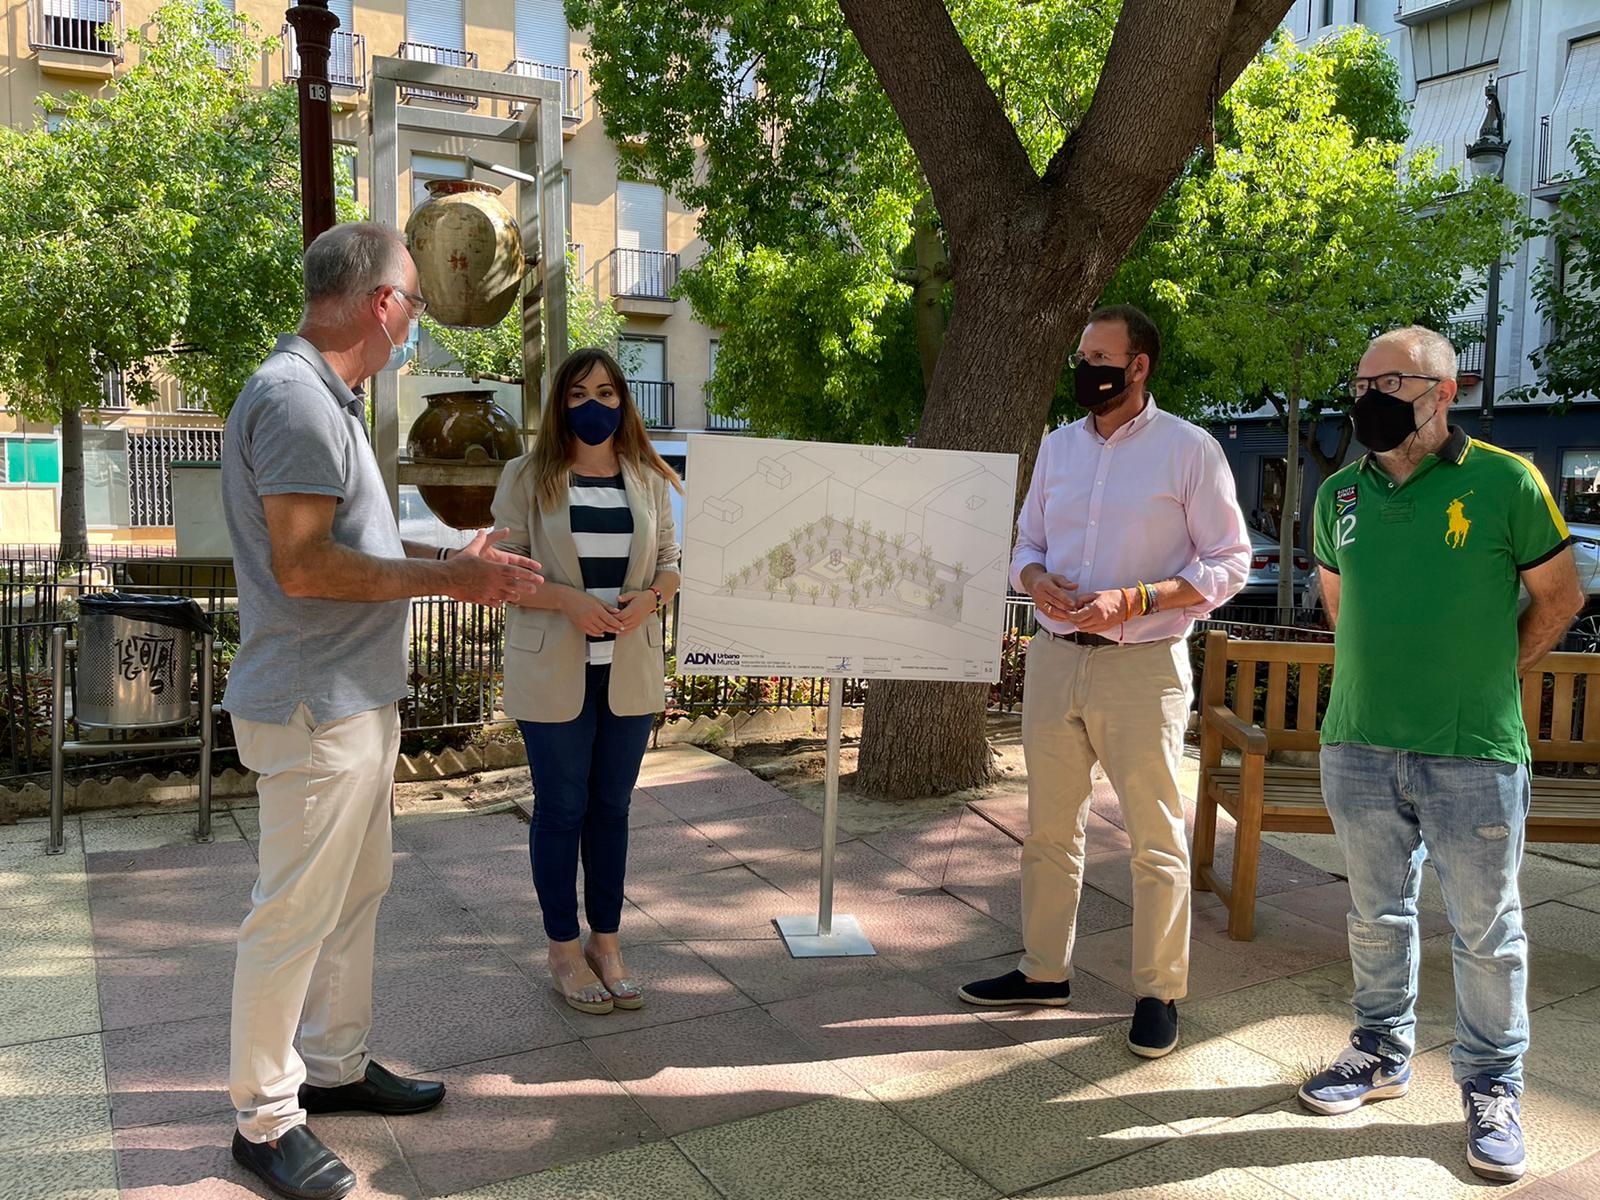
1010, 398, 1251, 643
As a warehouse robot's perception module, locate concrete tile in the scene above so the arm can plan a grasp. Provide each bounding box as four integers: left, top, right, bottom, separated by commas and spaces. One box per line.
626, 866, 794, 941
1261, 879, 1454, 941
372, 943, 576, 1075
1042, 1017, 1297, 1135
1543, 1150, 1600, 1200
85, 839, 256, 955
633, 744, 747, 790
0, 1131, 119, 1200
764, 975, 1015, 1088
685, 933, 905, 1005
0, 1033, 111, 1152
748, 839, 932, 909
943, 868, 1028, 931
968, 790, 1029, 841
1290, 940, 1460, 1057
96, 940, 235, 1031
677, 1093, 994, 1200
1190, 902, 1350, 977
115, 1111, 423, 1199
1206, 826, 1338, 898
1563, 883, 1600, 914
583, 1005, 857, 1136
1186, 978, 1358, 1077
389, 1042, 660, 1195
624, 817, 742, 881
943, 808, 1025, 879
103, 1013, 231, 1130
1523, 902, 1600, 1004
1524, 994, 1600, 1105
1420, 854, 1600, 916
690, 798, 844, 865
910, 955, 1137, 1047
638, 770, 785, 824
1018, 1131, 1295, 1199
1261, 830, 1349, 878
850, 887, 1023, 973
869, 1043, 1170, 1195
0, 819, 91, 910
441, 1141, 720, 1200
552, 941, 754, 1038
0, 952, 102, 1046
394, 809, 526, 861
0, 899, 95, 961
864, 808, 966, 885
80, 810, 242, 854
1069, 921, 1280, 1002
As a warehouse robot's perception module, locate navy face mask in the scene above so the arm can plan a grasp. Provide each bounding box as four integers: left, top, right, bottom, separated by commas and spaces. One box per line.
569, 398, 623, 446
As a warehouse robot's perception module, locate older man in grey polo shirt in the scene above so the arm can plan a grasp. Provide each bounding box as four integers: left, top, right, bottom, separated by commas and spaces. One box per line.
223, 222, 541, 1200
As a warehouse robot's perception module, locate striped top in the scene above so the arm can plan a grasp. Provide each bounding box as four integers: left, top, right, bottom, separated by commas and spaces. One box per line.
570, 472, 634, 666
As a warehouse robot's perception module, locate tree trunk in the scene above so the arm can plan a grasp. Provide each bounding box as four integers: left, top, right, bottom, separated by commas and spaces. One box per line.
1302, 412, 1353, 477
57, 400, 88, 562
1276, 355, 1302, 623
909, 201, 948, 391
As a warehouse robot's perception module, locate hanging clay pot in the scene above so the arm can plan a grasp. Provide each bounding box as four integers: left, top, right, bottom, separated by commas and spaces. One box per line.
407, 389, 522, 530
406, 180, 523, 328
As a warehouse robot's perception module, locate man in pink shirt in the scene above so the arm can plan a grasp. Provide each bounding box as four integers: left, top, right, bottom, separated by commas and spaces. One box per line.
958, 305, 1251, 1058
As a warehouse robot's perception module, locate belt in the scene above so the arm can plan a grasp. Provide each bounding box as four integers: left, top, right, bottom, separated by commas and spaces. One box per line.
1046, 629, 1119, 647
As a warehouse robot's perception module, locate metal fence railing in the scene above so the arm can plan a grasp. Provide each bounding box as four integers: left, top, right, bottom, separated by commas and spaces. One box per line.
283, 25, 367, 91
27, 0, 122, 58
630, 379, 675, 430
609, 248, 679, 300
506, 59, 583, 120
397, 41, 478, 107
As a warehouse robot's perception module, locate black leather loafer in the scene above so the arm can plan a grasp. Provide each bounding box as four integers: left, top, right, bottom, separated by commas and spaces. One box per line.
231, 1126, 356, 1200
300, 1060, 446, 1116
1128, 997, 1180, 1058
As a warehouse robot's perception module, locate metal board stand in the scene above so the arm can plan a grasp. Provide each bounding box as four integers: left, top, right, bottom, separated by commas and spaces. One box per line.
47, 627, 216, 855
368, 56, 568, 512
775, 677, 876, 957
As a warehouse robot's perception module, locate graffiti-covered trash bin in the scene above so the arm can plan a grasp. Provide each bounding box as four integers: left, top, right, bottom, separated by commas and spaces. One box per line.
74, 593, 215, 729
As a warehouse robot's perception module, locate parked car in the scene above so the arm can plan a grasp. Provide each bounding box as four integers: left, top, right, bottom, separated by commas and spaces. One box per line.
1230, 527, 1309, 610
1563, 523, 1600, 651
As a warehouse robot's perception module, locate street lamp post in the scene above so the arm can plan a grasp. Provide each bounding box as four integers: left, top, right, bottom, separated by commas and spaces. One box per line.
1466, 77, 1509, 443
285, 0, 340, 247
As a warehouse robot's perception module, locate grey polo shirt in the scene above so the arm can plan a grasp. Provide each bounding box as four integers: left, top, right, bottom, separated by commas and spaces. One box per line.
221, 334, 409, 725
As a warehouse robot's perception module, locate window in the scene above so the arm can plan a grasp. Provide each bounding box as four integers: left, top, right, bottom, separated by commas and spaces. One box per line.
1561, 450, 1600, 525
411, 152, 466, 209
405, 0, 463, 51
0, 438, 61, 485
1407, 66, 1497, 179
1545, 37, 1600, 184
616, 181, 666, 254
82, 427, 128, 527
514, 0, 567, 69
622, 335, 666, 382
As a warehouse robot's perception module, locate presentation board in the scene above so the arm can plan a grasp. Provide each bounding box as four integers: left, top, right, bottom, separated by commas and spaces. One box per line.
677, 436, 1020, 682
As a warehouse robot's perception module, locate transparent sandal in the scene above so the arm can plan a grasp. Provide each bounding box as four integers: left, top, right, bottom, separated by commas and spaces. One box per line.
585, 944, 644, 1010
549, 954, 613, 1015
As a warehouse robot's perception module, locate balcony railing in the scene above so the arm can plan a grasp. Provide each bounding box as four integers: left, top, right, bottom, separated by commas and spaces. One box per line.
397, 41, 478, 108
609, 248, 679, 301
630, 380, 675, 429
1448, 312, 1488, 378
506, 59, 583, 121
283, 25, 367, 91
705, 409, 751, 433
98, 369, 126, 411
1395, 0, 1490, 22
1539, 108, 1600, 188
27, 0, 122, 58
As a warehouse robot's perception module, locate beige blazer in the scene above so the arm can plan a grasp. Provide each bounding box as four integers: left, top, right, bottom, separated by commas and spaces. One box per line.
491, 454, 681, 723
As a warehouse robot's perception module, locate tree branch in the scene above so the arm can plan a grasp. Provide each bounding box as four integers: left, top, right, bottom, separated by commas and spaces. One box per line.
836, 0, 1040, 245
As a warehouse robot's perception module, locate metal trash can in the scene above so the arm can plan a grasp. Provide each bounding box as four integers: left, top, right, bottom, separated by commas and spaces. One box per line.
73, 593, 215, 729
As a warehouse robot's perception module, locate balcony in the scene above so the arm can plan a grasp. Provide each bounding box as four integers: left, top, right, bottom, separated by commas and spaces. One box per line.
705, 409, 751, 433
1395, 0, 1493, 24
608, 248, 678, 317
630, 380, 675, 429
282, 25, 367, 93
1447, 313, 1488, 379
506, 60, 583, 124
397, 41, 478, 108
27, 0, 122, 77
1539, 108, 1599, 189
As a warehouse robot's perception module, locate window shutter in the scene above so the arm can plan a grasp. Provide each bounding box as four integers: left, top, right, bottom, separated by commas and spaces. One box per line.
616, 182, 666, 252
406, 0, 463, 51
515, 0, 567, 68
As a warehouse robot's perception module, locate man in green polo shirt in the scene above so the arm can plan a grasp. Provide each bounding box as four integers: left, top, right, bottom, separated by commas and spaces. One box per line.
1297, 325, 1582, 1182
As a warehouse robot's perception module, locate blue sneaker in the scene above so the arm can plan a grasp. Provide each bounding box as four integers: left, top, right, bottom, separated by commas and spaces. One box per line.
1462, 1075, 1525, 1182
1297, 1030, 1411, 1115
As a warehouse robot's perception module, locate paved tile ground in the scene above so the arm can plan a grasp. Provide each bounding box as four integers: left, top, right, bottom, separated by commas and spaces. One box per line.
3, 743, 1599, 1199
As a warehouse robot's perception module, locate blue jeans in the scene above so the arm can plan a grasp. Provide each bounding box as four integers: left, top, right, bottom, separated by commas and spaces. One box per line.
518, 665, 654, 943
1320, 742, 1531, 1090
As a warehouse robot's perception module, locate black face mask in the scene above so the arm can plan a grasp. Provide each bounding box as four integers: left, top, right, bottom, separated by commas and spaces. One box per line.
1352, 389, 1432, 453
1075, 359, 1132, 412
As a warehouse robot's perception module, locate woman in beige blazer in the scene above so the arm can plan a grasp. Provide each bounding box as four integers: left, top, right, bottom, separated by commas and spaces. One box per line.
490, 348, 682, 1014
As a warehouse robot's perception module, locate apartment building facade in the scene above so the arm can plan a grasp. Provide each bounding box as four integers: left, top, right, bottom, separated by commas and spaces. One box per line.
1220, 0, 1600, 541
0, 0, 738, 548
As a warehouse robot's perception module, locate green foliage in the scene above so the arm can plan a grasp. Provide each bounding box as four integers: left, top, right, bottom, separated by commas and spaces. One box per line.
0, 4, 333, 420
420, 251, 635, 379
568, 0, 1118, 442
1512, 131, 1600, 406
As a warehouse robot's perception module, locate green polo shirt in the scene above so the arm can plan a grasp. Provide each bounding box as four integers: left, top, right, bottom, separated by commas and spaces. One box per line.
1314, 426, 1570, 764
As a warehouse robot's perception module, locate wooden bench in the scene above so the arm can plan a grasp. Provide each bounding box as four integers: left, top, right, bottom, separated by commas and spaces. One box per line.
1193, 630, 1600, 940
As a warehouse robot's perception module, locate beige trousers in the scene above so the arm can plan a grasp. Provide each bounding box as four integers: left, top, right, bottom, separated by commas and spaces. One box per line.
1019, 634, 1193, 1000
229, 702, 400, 1143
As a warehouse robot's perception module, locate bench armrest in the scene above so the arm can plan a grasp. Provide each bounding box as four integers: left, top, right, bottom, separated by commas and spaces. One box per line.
1204, 704, 1269, 758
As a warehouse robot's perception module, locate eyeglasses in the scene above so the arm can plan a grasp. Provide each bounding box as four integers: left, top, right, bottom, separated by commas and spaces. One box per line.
371, 284, 428, 316
1069, 351, 1136, 368
1346, 372, 1440, 399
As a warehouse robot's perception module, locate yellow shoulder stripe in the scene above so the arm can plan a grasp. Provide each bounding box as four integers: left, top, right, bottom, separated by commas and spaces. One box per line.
1469, 440, 1570, 539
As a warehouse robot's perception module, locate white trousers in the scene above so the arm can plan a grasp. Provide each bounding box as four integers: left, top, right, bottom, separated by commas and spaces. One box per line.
229, 702, 400, 1143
